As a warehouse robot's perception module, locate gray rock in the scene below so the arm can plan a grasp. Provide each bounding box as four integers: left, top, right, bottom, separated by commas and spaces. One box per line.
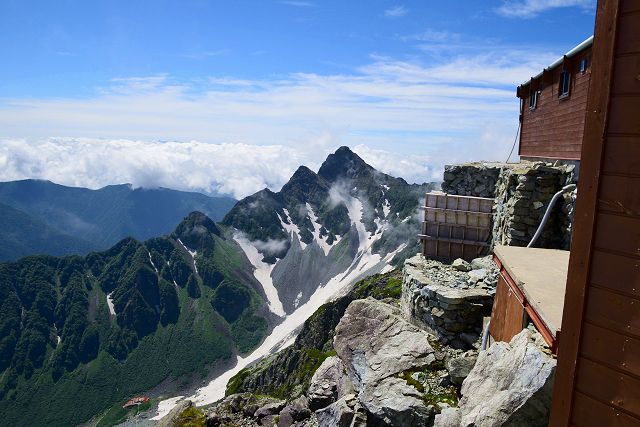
333, 298, 436, 390
467, 268, 488, 284
255, 400, 287, 419
315, 395, 356, 427
358, 376, 436, 426
278, 396, 312, 426
307, 356, 354, 411
451, 258, 471, 272
156, 399, 192, 427
456, 329, 556, 426
446, 354, 477, 386
470, 256, 496, 271
434, 407, 461, 427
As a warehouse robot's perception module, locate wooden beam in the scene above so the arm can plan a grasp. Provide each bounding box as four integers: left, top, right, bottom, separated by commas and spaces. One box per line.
549, 0, 621, 425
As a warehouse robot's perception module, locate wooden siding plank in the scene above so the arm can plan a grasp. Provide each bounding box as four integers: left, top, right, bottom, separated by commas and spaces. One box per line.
602, 136, 640, 175
598, 175, 640, 216
580, 322, 640, 377
616, 12, 640, 55
584, 286, 640, 339
621, 0, 640, 13
612, 55, 640, 94
590, 250, 640, 298
489, 273, 525, 343
572, 391, 640, 426
575, 357, 640, 416
593, 212, 640, 256
608, 96, 640, 134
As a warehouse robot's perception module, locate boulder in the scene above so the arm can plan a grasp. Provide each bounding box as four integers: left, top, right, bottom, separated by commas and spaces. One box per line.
451, 258, 471, 272
467, 268, 488, 284
333, 298, 436, 390
470, 256, 496, 271
358, 376, 435, 426
456, 329, 556, 426
254, 400, 287, 420
315, 394, 357, 427
278, 395, 312, 426
446, 352, 477, 386
433, 407, 461, 427
307, 356, 354, 411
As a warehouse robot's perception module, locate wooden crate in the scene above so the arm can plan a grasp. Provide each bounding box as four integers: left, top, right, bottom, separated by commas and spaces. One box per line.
419, 191, 494, 262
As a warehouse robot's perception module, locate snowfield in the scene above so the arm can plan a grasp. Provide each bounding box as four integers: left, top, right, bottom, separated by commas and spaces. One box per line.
233, 233, 286, 317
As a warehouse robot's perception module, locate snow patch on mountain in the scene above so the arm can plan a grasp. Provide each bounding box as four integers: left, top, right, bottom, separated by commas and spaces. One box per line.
278, 209, 306, 249
382, 199, 391, 218
306, 203, 339, 256
233, 233, 286, 317
177, 238, 198, 274
148, 251, 158, 273
106, 293, 116, 316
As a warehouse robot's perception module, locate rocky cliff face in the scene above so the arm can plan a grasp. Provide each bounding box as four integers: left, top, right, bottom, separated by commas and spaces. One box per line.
222, 146, 433, 315
193, 255, 557, 427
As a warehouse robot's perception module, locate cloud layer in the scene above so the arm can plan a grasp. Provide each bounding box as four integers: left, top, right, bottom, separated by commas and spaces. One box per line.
0, 37, 559, 198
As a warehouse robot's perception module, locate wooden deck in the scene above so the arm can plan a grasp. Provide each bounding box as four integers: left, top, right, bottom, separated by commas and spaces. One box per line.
491, 245, 570, 352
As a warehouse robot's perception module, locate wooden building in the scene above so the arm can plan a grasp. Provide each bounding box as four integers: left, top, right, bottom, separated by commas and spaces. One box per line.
549, 0, 640, 425
517, 37, 593, 161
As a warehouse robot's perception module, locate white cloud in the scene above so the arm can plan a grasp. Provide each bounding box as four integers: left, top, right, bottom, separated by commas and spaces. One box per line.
497, 0, 595, 18
0, 40, 559, 198
279, 1, 315, 7
384, 5, 408, 18
0, 138, 308, 199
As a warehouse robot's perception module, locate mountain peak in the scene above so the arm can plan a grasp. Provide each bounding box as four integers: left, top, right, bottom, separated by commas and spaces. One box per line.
173, 211, 220, 249
318, 146, 373, 182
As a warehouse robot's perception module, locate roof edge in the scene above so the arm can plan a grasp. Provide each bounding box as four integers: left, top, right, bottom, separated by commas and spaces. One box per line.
519, 36, 594, 88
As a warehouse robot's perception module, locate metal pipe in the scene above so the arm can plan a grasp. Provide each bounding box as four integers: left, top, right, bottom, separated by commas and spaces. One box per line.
527, 184, 577, 248
481, 320, 491, 351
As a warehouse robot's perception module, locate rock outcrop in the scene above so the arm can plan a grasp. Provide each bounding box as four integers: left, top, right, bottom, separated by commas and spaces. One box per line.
329, 298, 440, 426
402, 255, 496, 349
435, 329, 556, 427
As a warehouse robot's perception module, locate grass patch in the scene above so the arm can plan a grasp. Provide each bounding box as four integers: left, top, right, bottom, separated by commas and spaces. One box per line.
174, 406, 206, 427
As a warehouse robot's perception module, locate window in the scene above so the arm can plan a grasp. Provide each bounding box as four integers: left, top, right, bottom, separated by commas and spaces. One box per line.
559, 70, 571, 98
579, 58, 588, 74
529, 90, 539, 110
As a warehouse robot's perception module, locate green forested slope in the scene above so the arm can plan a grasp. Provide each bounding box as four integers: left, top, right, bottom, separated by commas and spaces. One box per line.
0, 212, 269, 426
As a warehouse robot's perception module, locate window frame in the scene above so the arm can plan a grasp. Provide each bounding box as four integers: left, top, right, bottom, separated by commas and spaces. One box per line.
558, 70, 571, 99
529, 89, 539, 110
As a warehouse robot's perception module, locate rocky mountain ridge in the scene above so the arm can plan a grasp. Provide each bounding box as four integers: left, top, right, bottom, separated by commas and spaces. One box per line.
223, 146, 433, 315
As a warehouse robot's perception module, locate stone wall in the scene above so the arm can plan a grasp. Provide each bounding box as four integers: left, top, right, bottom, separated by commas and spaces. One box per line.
492, 163, 576, 249
401, 255, 496, 349
441, 163, 511, 198
440, 161, 577, 250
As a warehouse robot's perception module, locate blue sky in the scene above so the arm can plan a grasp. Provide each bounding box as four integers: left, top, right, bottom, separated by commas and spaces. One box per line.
0, 0, 596, 197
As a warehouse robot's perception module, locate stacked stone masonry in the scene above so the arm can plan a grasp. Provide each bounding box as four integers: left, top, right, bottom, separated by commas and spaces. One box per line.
441, 161, 577, 250
402, 255, 497, 349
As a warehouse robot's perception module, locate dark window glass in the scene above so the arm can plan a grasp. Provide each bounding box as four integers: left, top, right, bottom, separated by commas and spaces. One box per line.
559, 70, 571, 98
529, 90, 538, 110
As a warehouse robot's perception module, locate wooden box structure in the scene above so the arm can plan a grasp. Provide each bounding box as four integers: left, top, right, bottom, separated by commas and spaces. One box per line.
419, 192, 494, 262
490, 245, 569, 354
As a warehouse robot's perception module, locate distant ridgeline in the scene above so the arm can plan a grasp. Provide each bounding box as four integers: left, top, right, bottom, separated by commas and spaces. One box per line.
0, 212, 272, 426
0, 180, 236, 261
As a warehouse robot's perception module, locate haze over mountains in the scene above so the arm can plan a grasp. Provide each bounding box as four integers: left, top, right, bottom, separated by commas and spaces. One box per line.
0, 180, 236, 261
0, 146, 434, 426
